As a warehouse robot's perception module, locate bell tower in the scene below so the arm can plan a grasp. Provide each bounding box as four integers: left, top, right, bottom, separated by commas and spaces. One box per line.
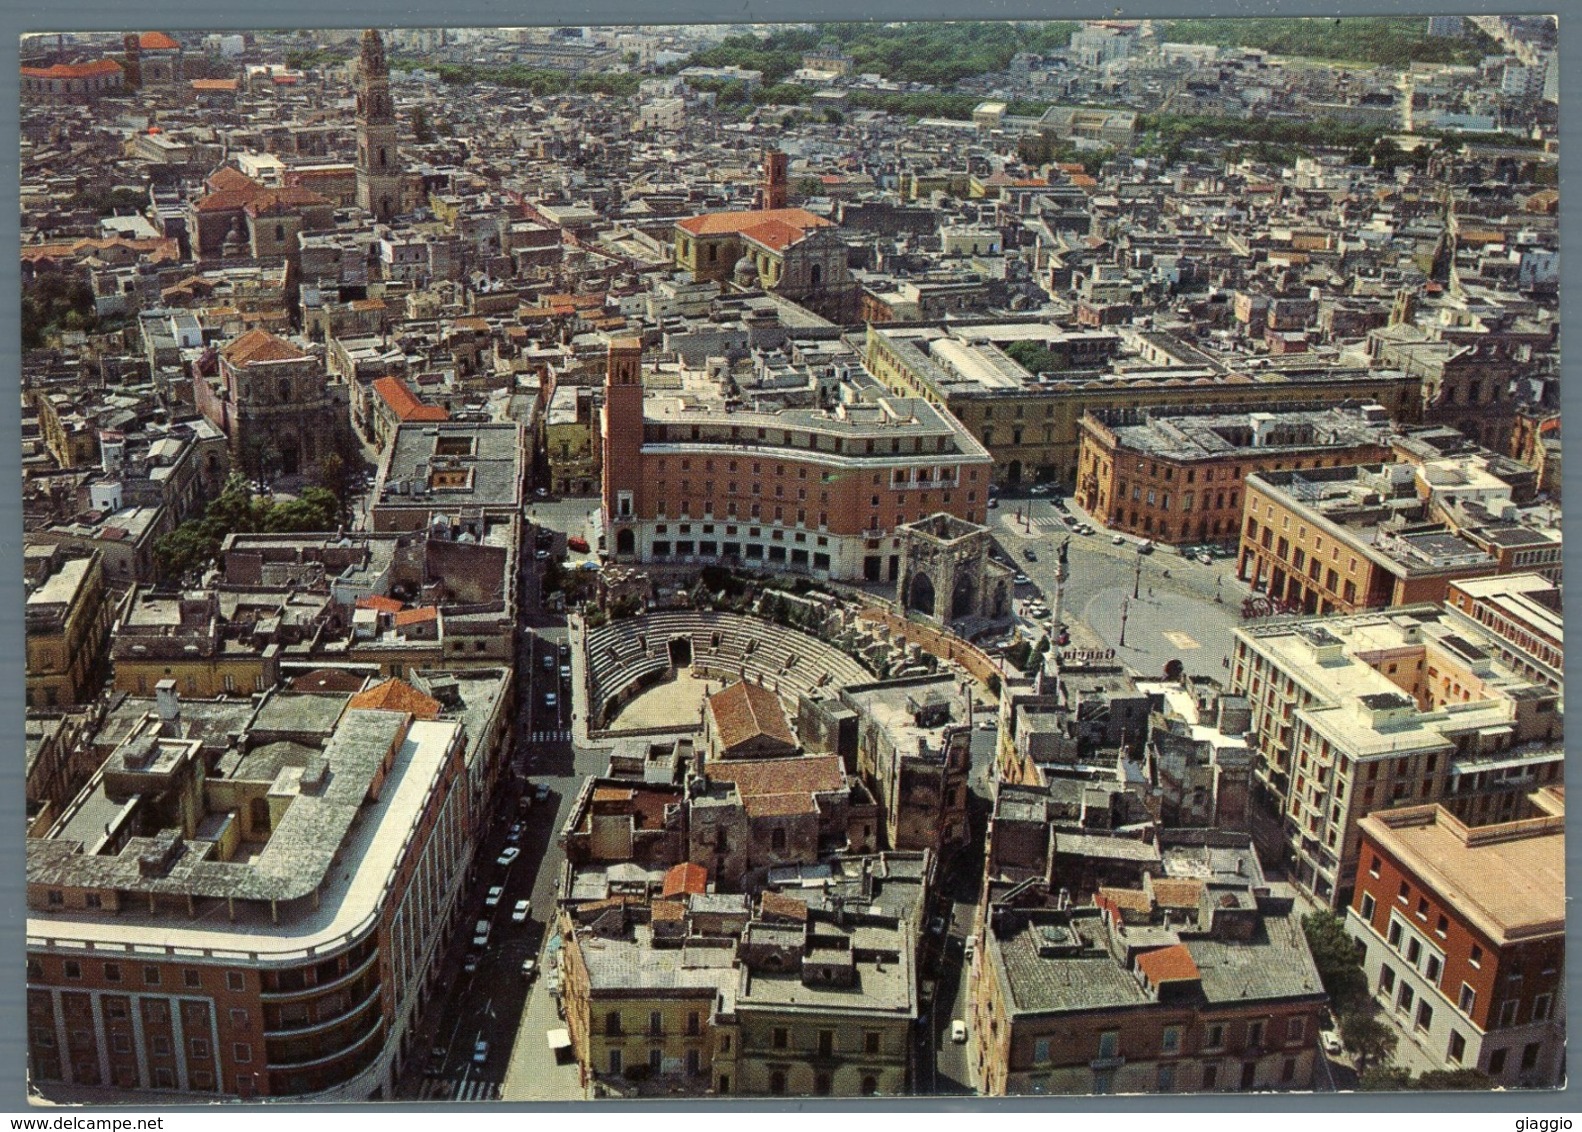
356, 29, 401, 223
601, 339, 645, 555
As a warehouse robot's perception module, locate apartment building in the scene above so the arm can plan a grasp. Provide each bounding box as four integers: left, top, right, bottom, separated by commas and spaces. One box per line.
25, 546, 113, 709
1230, 607, 1563, 908
1075, 404, 1395, 547
26, 697, 475, 1101
601, 341, 995, 584
971, 881, 1327, 1096
1346, 791, 1564, 1087
1443, 574, 1563, 693
866, 324, 1417, 490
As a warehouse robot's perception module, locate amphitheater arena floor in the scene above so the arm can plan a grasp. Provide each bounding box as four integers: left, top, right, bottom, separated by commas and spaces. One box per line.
604, 669, 718, 731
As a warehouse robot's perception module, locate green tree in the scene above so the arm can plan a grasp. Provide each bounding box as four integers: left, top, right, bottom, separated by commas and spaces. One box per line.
1341, 1011, 1399, 1072
1414, 1068, 1493, 1090
1357, 1064, 1412, 1091
1301, 911, 1369, 1015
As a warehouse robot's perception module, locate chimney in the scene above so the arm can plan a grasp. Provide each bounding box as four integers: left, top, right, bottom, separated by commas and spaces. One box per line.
154, 678, 180, 734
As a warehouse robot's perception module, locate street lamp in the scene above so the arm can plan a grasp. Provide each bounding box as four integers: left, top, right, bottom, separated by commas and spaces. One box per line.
1132, 551, 1142, 600
1119, 596, 1130, 649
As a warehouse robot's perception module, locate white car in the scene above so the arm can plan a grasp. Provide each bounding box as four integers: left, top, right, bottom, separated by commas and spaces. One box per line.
544, 691, 557, 708
473, 1039, 490, 1064
497, 847, 520, 867
951, 1020, 968, 1043
521, 957, 538, 980
512, 899, 532, 923
1320, 1030, 1343, 1056
1112, 534, 1126, 546
484, 885, 504, 908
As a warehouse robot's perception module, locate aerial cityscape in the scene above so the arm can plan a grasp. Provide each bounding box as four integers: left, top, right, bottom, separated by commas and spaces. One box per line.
18, 17, 1563, 1104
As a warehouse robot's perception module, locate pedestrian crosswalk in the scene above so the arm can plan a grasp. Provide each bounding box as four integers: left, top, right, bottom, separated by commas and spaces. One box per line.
529, 730, 571, 743
417, 1076, 501, 1102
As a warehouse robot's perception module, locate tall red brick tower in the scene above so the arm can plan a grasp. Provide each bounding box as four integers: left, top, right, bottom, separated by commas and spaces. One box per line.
601, 338, 644, 556
764, 149, 788, 211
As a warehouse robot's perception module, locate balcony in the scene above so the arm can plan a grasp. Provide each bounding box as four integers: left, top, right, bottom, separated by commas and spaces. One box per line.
1089, 1055, 1125, 1071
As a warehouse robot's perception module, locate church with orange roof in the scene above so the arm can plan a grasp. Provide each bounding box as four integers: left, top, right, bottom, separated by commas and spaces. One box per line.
672, 149, 860, 323
193, 326, 348, 479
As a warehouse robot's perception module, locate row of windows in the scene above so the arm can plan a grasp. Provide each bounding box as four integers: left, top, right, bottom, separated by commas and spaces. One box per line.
34, 958, 247, 993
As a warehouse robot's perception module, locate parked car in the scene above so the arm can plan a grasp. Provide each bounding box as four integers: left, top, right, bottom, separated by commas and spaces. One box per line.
521, 957, 538, 980
506, 823, 522, 844
473, 920, 491, 947
1198, 552, 1214, 566
543, 654, 554, 671
1112, 534, 1126, 546
1023, 548, 1037, 562
1321, 1030, 1343, 1056
497, 847, 520, 867
544, 691, 557, 708
986, 498, 998, 509
1013, 573, 1030, 586
1029, 484, 1049, 496
951, 1020, 968, 1043
567, 535, 590, 553
559, 664, 571, 681
473, 1039, 490, 1064
1138, 540, 1154, 554
485, 885, 505, 908
512, 899, 532, 923
928, 915, 947, 936
462, 953, 481, 974
535, 783, 551, 804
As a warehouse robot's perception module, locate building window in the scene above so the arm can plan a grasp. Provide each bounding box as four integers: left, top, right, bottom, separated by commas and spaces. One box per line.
1387, 920, 1403, 948
772, 1027, 788, 1050
144, 966, 161, 986
1286, 1017, 1304, 1044
1470, 945, 1483, 968
1459, 984, 1476, 1014
1489, 1049, 1507, 1076
1397, 881, 1410, 904
609, 1049, 622, 1075
769, 1070, 787, 1095
1435, 915, 1448, 939
1499, 1000, 1519, 1028
1416, 1002, 1434, 1032
1533, 994, 1553, 1023
1205, 1024, 1224, 1050
103, 963, 121, 983
184, 969, 202, 989
1098, 1031, 1119, 1059
649, 1011, 662, 1037
1448, 1031, 1466, 1064
1360, 893, 1375, 922
1033, 1038, 1050, 1063
63, 961, 81, 980
1426, 955, 1442, 984
1379, 966, 1396, 995
1161, 1026, 1181, 1054
1281, 1057, 1297, 1084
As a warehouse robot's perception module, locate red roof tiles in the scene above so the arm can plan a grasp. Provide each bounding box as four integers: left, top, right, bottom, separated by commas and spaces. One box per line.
676, 207, 831, 240
348, 678, 441, 719
221, 328, 309, 365
23, 59, 124, 80
706, 681, 797, 753
662, 862, 709, 898
1136, 944, 1201, 986
372, 376, 449, 423
139, 32, 181, 51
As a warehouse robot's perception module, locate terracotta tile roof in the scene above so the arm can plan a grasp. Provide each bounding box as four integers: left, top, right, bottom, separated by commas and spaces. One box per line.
205, 166, 260, 194
739, 218, 809, 253
195, 187, 260, 214
348, 678, 441, 719
662, 862, 709, 898
190, 78, 238, 92
221, 328, 309, 365
675, 207, 831, 239
244, 187, 331, 216
1098, 887, 1152, 914
393, 606, 438, 627
651, 898, 687, 922
139, 32, 181, 50
355, 594, 404, 614
1136, 943, 1201, 986
22, 237, 177, 264
759, 891, 809, 922
372, 376, 449, 423
706, 754, 843, 799
23, 59, 124, 80
743, 792, 816, 818
706, 680, 797, 753
1149, 878, 1203, 908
